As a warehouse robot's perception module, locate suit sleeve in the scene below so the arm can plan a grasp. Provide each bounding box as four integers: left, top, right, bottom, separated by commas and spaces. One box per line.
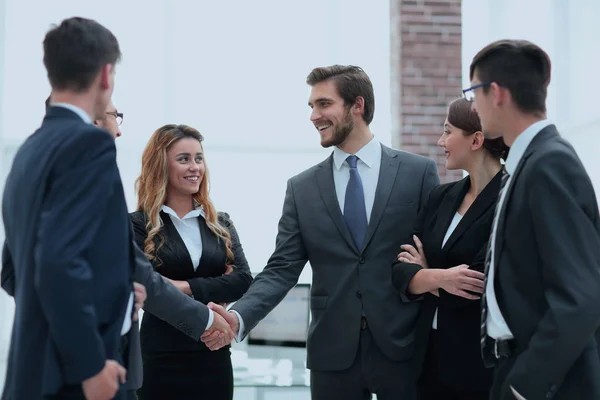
34, 131, 118, 384
507, 150, 600, 399
129, 215, 211, 341
186, 213, 253, 304
230, 179, 308, 339
391, 159, 439, 302
1, 242, 15, 296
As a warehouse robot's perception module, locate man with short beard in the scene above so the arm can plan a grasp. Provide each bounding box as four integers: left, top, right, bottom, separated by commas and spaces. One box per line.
204, 65, 440, 400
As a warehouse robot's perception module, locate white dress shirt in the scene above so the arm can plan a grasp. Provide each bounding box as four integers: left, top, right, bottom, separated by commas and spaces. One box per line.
486, 119, 553, 340
54, 103, 134, 335
231, 137, 383, 339
53, 102, 93, 124
432, 211, 463, 329
161, 205, 214, 330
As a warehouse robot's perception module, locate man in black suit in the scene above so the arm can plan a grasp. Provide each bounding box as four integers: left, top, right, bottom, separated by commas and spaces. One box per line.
467, 40, 600, 400
0, 17, 133, 400
2, 95, 235, 399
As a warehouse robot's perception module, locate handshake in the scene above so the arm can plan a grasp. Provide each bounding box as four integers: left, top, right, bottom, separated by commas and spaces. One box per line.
200, 302, 240, 351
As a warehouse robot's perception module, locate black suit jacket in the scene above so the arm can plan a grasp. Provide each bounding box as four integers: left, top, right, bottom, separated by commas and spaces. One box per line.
392, 171, 501, 391
1, 107, 134, 399
484, 125, 600, 400
130, 210, 252, 354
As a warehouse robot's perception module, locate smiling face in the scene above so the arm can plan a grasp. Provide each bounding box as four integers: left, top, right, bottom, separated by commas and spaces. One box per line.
166, 137, 204, 197
308, 80, 355, 148
437, 119, 477, 170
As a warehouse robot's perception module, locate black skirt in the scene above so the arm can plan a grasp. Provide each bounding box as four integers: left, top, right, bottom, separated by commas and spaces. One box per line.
137, 347, 233, 400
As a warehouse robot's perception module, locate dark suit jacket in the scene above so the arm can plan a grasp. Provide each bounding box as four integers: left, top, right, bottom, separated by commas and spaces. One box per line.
484, 125, 600, 400
1, 107, 134, 399
392, 172, 501, 391
231, 144, 440, 371
130, 210, 252, 354
2, 227, 214, 393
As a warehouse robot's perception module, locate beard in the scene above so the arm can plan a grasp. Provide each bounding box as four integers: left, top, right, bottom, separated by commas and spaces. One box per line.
320, 108, 354, 148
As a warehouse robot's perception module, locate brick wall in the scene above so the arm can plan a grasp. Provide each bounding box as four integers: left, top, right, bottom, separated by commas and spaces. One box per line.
391, 0, 463, 183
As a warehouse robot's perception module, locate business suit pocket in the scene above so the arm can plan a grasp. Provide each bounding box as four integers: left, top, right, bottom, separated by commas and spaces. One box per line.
310, 296, 328, 310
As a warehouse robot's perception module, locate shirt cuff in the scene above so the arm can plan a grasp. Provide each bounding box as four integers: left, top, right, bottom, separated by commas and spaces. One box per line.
205, 308, 214, 331
511, 386, 527, 400
228, 309, 245, 342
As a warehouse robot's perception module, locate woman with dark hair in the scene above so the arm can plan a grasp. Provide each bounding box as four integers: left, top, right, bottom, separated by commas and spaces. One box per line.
392, 98, 508, 400
131, 124, 252, 400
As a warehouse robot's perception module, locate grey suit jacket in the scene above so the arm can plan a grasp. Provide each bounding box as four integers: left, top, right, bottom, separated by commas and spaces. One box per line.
232, 144, 439, 371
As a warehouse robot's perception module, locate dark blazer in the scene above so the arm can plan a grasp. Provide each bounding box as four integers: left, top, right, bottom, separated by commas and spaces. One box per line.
483, 125, 600, 400
231, 145, 440, 371
392, 171, 501, 391
130, 210, 252, 353
1, 107, 134, 399
2, 227, 215, 393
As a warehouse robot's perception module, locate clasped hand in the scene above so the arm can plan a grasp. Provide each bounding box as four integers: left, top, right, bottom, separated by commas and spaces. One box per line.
200, 302, 239, 351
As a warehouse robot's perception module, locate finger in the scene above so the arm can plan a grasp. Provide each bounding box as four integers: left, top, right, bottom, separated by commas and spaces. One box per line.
462, 277, 485, 289
456, 290, 480, 300
118, 365, 127, 384
201, 330, 221, 342
398, 257, 411, 263
463, 269, 486, 280
401, 244, 419, 258
464, 285, 484, 294
413, 235, 424, 251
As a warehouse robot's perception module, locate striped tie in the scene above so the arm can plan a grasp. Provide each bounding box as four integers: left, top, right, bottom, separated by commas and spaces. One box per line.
480, 168, 510, 357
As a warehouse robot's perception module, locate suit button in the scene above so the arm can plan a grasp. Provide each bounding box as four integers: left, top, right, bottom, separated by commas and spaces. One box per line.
359, 257, 365, 264
356, 291, 362, 298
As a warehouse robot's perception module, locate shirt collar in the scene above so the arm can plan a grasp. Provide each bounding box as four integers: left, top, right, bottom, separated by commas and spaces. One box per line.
52, 103, 93, 124
161, 204, 205, 221
333, 136, 380, 171
504, 119, 553, 176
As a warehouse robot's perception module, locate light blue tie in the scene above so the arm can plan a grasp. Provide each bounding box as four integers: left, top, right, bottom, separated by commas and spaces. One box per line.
344, 155, 368, 250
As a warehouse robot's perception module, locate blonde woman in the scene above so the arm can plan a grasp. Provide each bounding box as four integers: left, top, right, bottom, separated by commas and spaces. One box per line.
131, 124, 252, 400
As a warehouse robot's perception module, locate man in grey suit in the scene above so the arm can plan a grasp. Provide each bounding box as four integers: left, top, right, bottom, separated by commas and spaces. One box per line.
204, 65, 440, 399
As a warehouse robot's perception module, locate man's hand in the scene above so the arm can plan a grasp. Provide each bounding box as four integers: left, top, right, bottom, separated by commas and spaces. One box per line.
201, 302, 239, 350
133, 282, 146, 321
82, 360, 126, 400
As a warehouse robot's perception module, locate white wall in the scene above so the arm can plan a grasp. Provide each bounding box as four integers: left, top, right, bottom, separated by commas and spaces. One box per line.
462, 0, 600, 194
0, 0, 391, 395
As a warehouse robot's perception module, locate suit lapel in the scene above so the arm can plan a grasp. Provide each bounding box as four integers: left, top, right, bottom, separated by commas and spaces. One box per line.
437, 177, 469, 250
315, 155, 357, 253
443, 171, 502, 252
197, 217, 218, 269
160, 211, 194, 271
493, 125, 559, 266
363, 145, 401, 250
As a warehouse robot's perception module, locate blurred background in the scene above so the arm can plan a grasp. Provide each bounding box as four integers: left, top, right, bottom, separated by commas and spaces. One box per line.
0, 0, 598, 398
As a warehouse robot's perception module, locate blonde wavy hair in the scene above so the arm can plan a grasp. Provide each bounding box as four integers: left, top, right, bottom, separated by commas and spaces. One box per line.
135, 124, 234, 267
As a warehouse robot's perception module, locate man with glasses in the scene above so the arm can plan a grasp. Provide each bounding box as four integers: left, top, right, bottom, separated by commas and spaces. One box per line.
468, 39, 600, 400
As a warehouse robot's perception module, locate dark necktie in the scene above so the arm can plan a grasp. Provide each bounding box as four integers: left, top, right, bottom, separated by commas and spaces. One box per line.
344, 155, 368, 251
480, 168, 510, 351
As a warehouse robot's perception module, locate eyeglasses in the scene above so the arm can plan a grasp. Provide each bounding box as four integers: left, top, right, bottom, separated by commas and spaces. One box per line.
462, 82, 492, 102
106, 111, 123, 126
462, 82, 508, 102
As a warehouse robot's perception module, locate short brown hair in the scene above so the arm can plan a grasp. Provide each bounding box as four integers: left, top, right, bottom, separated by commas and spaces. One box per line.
469, 40, 551, 115
447, 98, 509, 160
306, 65, 375, 125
